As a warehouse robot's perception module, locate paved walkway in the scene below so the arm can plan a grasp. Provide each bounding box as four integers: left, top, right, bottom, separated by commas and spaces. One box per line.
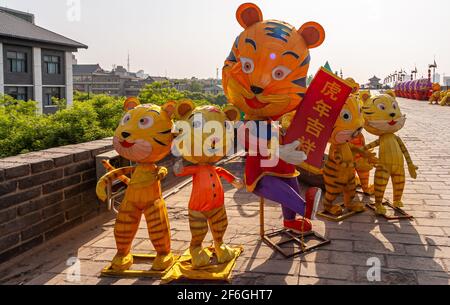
0, 97, 449, 285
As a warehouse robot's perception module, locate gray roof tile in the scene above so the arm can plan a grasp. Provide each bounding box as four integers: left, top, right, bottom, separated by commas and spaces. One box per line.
0, 10, 87, 49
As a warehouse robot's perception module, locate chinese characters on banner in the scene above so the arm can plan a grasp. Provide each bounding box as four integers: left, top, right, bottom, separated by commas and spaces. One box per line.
284, 67, 353, 174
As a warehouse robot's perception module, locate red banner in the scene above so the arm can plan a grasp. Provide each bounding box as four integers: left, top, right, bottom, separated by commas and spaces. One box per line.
284, 67, 352, 173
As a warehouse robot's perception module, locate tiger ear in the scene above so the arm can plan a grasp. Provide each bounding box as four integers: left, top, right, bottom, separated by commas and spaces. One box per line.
236, 3, 263, 29
298, 22, 325, 49
223, 105, 241, 122
360, 91, 371, 103
161, 100, 177, 119
385, 90, 396, 98
124, 97, 140, 111
175, 99, 195, 119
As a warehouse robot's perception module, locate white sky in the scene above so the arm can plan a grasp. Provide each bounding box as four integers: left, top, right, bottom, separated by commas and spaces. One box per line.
2, 0, 449, 84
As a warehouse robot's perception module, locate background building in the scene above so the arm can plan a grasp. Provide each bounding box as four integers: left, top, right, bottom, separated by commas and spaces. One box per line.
73, 64, 163, 97
0, 7, 87, 113
364, 75, 382, 89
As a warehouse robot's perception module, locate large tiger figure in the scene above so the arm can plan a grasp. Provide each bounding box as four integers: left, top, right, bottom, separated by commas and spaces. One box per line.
222, 2, 325, 232
172, 100, 244, 268
362, 91, 418, 215
322, 95, 377, 216
96, 97, 176, 271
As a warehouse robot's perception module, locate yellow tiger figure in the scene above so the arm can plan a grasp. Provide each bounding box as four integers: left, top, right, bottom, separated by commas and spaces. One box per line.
439, 90, 450, 106
429, 83, 441, 105
322, 95, 377, 216
96, 97, 176, 271
362, 91, 418, 215
172, 100, 243, 268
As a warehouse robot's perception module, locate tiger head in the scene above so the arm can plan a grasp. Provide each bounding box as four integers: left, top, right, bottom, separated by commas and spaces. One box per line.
345, 77, 360, 95
329, 95, 364, 145
361, 90, 406, 136
173, 100, 241, 164
222, 2, 325, 120
114, 97, 176, 163
432, 82, 441, 92
358, 90, 371, 103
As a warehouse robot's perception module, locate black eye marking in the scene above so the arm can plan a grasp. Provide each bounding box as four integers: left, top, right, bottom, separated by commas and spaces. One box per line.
282, 51, 299, 59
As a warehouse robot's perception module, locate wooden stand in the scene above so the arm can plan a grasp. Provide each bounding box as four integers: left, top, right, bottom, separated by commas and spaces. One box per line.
101, 253, 178, 278
366, 200, 414, 220
316, 202, 365, 222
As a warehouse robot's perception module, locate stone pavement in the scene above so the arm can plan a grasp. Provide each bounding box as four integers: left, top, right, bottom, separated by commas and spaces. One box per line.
0, 97, 449, 285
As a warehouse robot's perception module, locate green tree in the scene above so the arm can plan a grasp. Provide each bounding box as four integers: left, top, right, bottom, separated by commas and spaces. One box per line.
138, 81, 185, 105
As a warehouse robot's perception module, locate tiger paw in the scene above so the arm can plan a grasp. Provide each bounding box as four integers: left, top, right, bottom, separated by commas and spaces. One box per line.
152, 252, 175, 271
215, 243, 236, 264
374, 203, 387, 215
393, 201, 404, 208
190, 247, 211, 268
363, 184, 375, 196
344, 201, 365, 212
324, 203, 344, 216
111, 253, 133, 271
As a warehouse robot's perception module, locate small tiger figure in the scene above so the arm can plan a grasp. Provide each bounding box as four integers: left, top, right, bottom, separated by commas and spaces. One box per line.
172, 100, 243, 268
322, 95, 378, 216
440, 90, 450, 106
96, 97, 176, 271
362, 90, 418, 215
429, 83, 441, 105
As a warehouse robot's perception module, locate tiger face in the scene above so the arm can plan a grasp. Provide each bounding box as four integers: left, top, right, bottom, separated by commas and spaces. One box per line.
222, 3, 325, 119
114, 98, 176, 163
174, 100, 240, 164
361, 90, 405, 136
330, 95, 364, 145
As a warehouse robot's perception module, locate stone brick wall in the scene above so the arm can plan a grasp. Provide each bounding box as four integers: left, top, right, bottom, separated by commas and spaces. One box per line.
0, 138, 114, 263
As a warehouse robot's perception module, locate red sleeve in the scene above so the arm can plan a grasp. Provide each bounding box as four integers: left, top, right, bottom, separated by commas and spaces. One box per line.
175, 165, 197, 177
215, 167, 236, 184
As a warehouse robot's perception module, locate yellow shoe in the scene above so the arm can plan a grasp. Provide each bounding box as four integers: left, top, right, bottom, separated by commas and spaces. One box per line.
345, 201, 366, 212
215, 243, 235, 264
152, 252, 175, 271
190, 247, 211, 268
374, 203, 387, 215
393, 201, 404, 208
324, 203, 344, 216
111, 253, 133, 271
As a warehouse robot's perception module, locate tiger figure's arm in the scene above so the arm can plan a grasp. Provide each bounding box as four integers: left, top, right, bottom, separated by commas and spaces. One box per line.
395, 136, 418, 179
96, 166, 136, 202
364, 139, 380, 150
102, 160, 130, 184
156, 166, 168, 180
349, 144, 378, 166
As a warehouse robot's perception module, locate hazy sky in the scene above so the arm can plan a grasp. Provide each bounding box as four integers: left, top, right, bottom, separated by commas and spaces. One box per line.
2, 0, 449, 84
